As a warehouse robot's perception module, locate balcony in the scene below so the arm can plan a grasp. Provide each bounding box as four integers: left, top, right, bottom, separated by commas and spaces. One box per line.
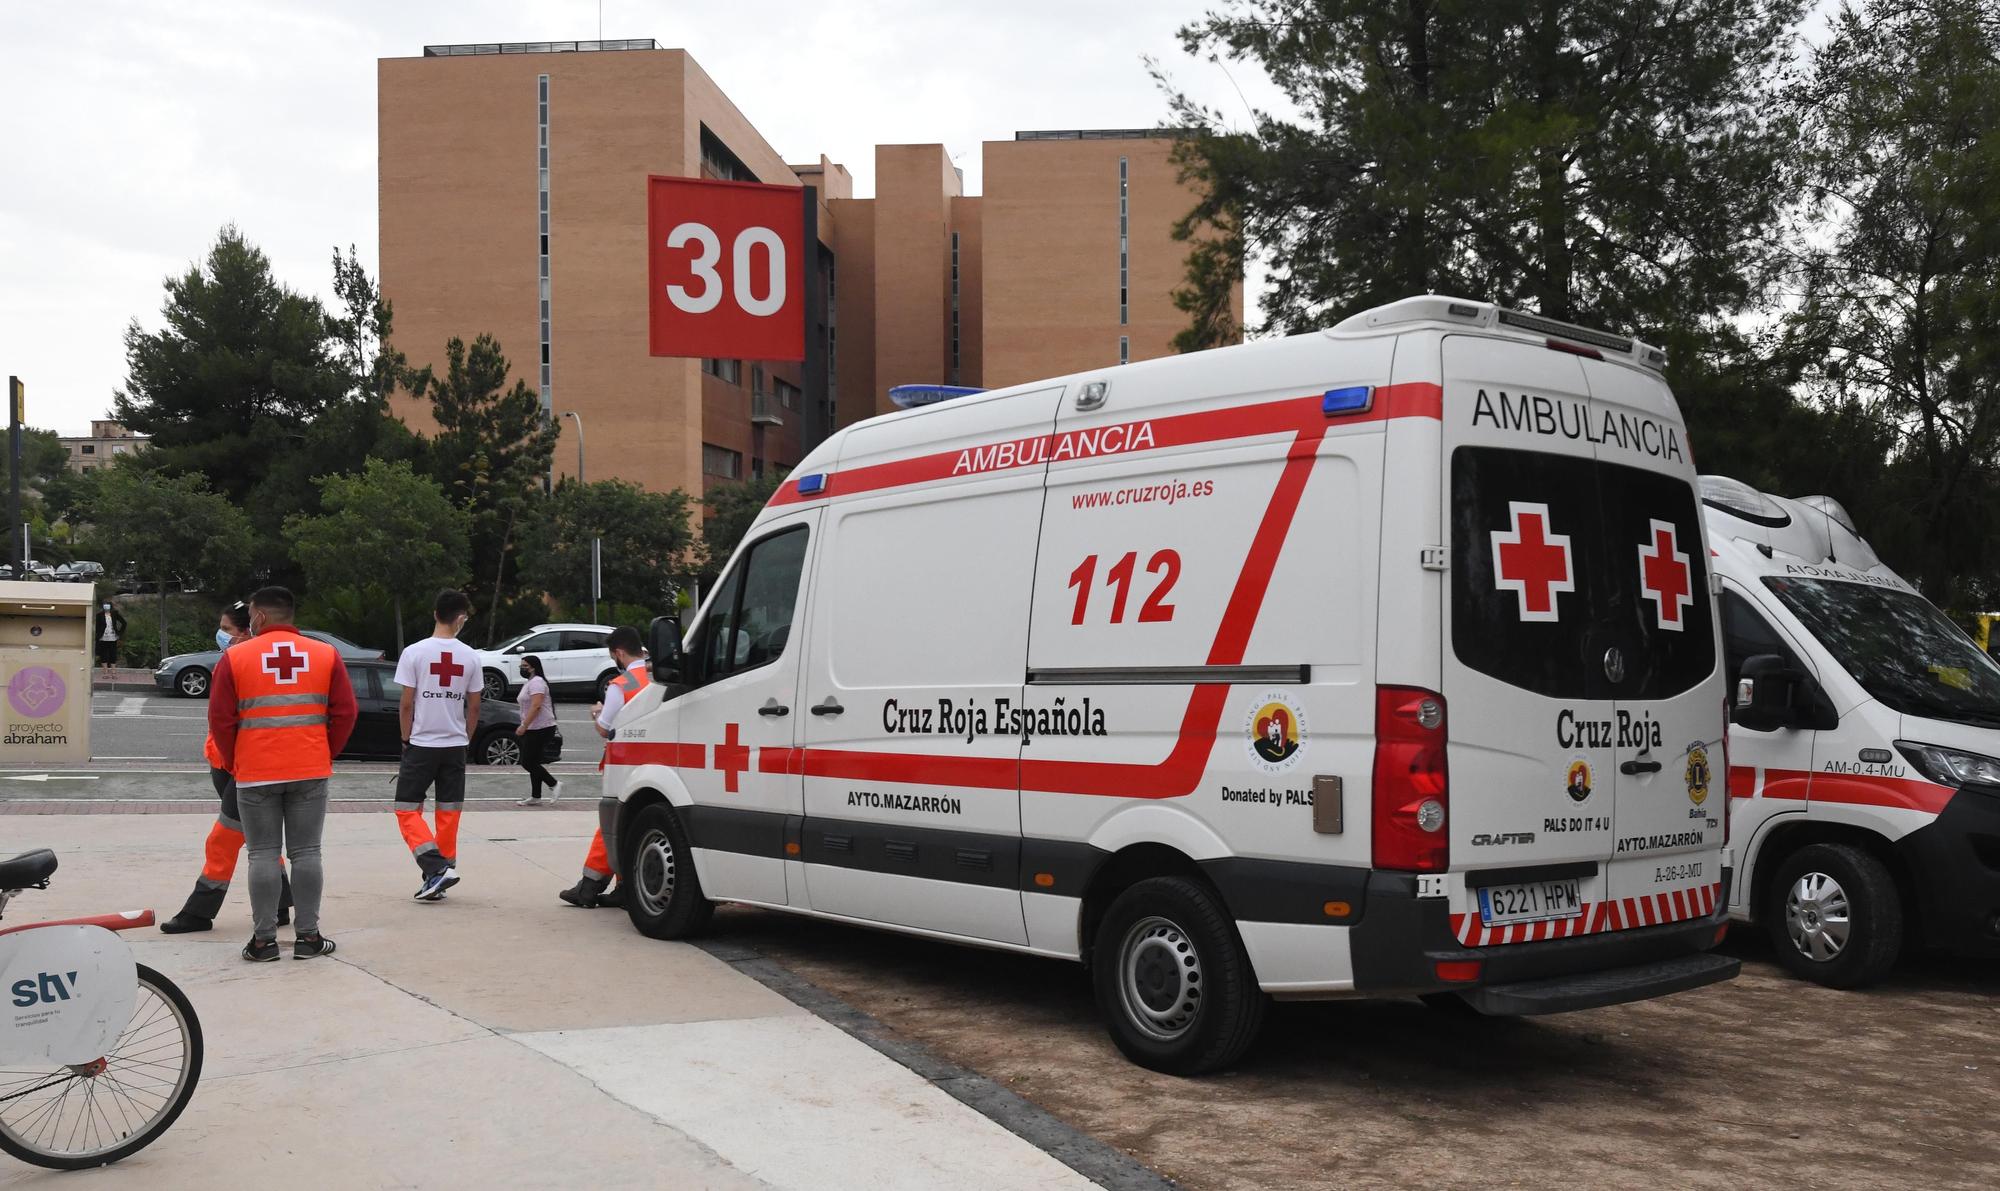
750, 391, 783, 426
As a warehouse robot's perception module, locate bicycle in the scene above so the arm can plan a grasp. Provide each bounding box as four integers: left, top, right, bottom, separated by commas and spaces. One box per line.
0, 849, 202, 1169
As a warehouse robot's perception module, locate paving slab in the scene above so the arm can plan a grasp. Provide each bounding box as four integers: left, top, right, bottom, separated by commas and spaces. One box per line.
0, 811, 1090, 1189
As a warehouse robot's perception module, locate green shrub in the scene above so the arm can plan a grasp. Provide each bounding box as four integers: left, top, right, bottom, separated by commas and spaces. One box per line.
115, 594, 222, 670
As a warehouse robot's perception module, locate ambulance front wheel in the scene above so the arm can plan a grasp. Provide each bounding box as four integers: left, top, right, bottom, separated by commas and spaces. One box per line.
1765, 842, 1903, 988
1091, 877, 1266, 1075
623, 803, 714, 940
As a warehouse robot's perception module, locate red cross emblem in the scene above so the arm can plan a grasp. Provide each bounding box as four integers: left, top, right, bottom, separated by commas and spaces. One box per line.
713, 723, 750, 793
1491, 501, 1574, 622
262, 640, 310, 684
1638, 519, 1693, 632
430, 650, 466, 689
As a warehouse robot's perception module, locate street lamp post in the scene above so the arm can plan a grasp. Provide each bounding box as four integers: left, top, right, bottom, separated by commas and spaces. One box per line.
564, 411, 597, 622
563, 410, 585, 485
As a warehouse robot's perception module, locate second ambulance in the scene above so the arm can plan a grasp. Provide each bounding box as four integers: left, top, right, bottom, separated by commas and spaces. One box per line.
1705, 478, 2000, 986
599, 296, 1738, 1073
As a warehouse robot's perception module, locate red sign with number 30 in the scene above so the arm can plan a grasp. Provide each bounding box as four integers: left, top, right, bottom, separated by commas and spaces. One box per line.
647, 175, 805, 361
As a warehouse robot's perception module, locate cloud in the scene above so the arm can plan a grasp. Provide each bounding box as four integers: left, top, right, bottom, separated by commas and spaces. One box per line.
1, 0, 1275, 434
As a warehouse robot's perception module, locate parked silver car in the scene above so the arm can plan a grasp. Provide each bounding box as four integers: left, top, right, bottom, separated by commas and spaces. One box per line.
154, 630, 384, 697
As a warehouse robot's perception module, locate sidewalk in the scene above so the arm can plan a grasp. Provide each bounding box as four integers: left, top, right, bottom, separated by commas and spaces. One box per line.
92, 666, 158, 693
0, 811, 1094, 1190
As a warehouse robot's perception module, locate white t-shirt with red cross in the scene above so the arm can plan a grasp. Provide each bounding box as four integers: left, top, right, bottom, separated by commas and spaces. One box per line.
395, 635, 479, 748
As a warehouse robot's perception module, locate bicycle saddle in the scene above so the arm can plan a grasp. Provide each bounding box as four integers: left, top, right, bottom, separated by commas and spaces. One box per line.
0, 850, 57, 889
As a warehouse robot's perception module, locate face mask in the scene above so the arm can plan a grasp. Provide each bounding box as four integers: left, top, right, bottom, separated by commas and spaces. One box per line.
518, 666, 531, 679
215, 630, 233, 651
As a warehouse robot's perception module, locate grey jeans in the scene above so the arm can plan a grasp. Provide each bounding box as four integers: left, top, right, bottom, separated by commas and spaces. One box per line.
237, 778, 328, 941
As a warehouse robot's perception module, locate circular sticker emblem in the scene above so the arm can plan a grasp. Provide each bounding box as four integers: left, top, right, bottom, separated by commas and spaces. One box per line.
1565, 757, 1594, 803
1244, 692, 1307, 774
1685, 744, 1711, 807
6, 667, 67, 720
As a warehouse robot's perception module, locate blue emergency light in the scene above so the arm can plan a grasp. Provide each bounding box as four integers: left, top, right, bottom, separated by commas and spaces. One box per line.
1322, 386, 1374, 416
795, 473, 827, 496
888, 384, 985, 410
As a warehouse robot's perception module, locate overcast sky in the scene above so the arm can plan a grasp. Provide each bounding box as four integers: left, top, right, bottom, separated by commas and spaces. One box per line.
1, 0, 1283, 435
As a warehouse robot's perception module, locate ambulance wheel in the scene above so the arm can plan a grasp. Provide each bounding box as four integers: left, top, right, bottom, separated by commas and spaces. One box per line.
1765, 843, 1902, 989
1092, 877, 1266, 1075
624, 802, 713, 940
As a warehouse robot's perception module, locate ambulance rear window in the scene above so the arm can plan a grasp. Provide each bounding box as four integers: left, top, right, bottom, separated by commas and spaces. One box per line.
1451, 447, 1715, 700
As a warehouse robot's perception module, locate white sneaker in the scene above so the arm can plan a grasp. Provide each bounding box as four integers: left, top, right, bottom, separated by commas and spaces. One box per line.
545, 780, 562, 804
516, 796, 541, 807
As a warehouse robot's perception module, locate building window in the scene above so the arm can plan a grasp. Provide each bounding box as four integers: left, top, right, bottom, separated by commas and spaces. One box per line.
775, 378, 800, 410
702, 358, 743, 385
1120, 336, 1129, 365
537, 74, 553, 414
1118, 156, 1129, 327
80, 444, 95, 455
950, 231, 961, 384
699, 126, 755, 182
703, 443, 742, 479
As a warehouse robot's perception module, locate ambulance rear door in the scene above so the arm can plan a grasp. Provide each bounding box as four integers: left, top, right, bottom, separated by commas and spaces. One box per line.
1441, 336, 1623, 925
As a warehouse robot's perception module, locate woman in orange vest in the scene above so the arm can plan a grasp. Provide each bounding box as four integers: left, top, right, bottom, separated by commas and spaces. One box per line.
160, 603, 292, 934
559, 628, 648, 908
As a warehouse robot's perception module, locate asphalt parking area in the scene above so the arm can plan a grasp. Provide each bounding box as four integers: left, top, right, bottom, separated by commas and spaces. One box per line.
711, 908, 2000, 1189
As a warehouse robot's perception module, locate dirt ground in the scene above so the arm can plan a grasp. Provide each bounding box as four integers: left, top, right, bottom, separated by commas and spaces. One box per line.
714, 907, 2000, 1189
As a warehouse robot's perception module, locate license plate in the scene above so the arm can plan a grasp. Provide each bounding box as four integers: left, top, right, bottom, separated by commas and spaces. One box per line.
1477, 879, 1583, 927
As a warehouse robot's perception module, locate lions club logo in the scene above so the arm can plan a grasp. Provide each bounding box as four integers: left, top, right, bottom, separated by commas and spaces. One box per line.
1685, 744, 1711, 807
1565, 757, 1593, 803
1245, 693, 1306, 773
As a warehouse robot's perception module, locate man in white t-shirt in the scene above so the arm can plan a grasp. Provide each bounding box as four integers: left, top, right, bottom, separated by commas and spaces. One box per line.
393, 589, 481, 901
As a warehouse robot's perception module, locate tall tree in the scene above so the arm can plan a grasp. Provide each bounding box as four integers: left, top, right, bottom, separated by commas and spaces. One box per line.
254, 247, 420, 559
83, 468, 255, 659
1162, 1, 1808, 339
111, 226, 340, 504
284, 459, 470, 654
520, 479, 699, 617
1785, 0, 2000, 605
408, 334, 559, 642
700, 472, 785, 576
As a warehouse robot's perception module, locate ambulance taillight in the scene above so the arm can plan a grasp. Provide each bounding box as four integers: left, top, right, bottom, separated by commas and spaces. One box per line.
1372, 687, 1449, 872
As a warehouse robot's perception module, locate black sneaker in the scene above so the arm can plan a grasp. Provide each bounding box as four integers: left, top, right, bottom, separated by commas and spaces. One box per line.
159, 913, 213, 935
598, 882, 628, 909
242, 937, 280, 963
293, 932, 337, 960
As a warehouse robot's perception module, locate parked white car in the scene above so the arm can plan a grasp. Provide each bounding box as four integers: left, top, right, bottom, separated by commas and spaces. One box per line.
473, 623, 618, 701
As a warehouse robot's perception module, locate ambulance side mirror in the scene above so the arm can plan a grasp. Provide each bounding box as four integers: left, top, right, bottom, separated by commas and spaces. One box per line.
1735, 654, 1835, 732
648, 615, 684, 683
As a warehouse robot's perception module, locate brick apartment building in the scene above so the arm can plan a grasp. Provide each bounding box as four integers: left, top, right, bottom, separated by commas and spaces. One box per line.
378, 39, 1239, 497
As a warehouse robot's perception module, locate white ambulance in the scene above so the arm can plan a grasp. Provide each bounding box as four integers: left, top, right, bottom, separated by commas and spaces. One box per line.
601, 296, 1737, 1073
1704, 478, 2000, 987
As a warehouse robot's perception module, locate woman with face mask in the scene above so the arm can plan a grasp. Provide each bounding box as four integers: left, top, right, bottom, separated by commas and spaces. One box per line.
513, 654, 561, 805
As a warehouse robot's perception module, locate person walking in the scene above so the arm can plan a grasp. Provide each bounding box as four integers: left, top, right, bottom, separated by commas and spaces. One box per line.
558, 627, 648, 908
160, 602, 294, 934
394, 589, 481, 901
95, 601, 127, 669
513, 654, 562, 806
208, 586, 355, 962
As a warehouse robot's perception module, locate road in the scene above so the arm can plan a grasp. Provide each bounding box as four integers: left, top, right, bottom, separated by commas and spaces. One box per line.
0, 690, 604, 803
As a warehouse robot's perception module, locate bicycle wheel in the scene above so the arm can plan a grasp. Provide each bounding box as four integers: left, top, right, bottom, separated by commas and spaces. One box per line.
0, 964, 203, 1169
